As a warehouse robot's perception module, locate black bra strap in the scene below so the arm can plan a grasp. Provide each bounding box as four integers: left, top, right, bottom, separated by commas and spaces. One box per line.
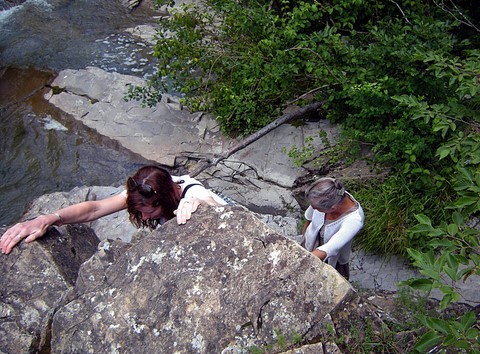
181, 183, 203, 198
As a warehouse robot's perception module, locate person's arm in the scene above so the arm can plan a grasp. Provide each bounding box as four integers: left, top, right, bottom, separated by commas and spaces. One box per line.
302, 219, 328, 260
0, 193, 127, 255
315, 214, 364, 262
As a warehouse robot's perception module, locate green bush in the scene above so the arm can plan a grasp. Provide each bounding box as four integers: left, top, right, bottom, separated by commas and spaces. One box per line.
352, 174, 452, 256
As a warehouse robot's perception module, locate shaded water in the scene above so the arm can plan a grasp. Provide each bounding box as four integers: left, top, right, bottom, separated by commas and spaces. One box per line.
0, 1, 160, 225
0, 67, 152, 225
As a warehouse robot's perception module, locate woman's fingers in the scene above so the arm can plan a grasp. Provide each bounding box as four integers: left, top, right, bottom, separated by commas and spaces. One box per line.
176, 199, 192, 224
175, 198, 200, 224
24, 230, 43, 243
0, 219, 48, 254
1, 226, 25, 254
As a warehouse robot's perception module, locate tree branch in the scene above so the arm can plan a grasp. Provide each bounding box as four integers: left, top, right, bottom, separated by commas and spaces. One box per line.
189, 101, 325, 177
389, 0, 411, 24
433, 0, 480, 33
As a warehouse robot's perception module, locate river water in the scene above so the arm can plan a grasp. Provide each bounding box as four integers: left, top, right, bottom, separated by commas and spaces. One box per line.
0, 0, 160, 225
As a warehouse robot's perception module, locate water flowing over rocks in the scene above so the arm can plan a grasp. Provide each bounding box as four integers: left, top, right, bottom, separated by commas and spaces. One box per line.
121, 0, 142, 10
0, 0, 142, 12
0, 0, 25, 11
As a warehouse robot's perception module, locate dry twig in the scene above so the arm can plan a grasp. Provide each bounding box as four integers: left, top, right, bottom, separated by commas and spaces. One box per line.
190, 101, 324, 177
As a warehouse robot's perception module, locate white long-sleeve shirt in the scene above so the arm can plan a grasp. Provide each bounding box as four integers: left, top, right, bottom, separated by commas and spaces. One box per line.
304, 192, 364, 266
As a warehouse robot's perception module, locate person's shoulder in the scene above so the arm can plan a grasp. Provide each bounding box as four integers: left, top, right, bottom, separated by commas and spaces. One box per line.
174, 175, 203, 185
171, 175, 185, 183
343, 206, 364, 224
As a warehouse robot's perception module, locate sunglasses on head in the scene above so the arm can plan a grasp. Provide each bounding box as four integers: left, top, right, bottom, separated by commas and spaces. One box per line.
127, 177, 157, 198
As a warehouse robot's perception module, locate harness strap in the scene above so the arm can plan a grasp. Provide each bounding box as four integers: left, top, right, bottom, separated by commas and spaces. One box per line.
181, 183, 203, 198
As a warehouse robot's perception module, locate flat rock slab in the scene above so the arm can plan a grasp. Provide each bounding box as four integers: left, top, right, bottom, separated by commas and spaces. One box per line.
46, 67, 230, 167
350, 249, 480, 306
44, 67, 341, 214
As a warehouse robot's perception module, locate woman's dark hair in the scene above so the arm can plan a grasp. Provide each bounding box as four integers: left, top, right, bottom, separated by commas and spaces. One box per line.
126, 165, 181, 229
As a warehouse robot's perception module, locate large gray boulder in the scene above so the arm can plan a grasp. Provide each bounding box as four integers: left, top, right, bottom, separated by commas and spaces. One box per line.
50, 206, 354, 353
2, 198, 432, 354
0, 225, 99, 354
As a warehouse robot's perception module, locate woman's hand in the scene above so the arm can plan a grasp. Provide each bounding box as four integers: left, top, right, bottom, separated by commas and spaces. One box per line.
174, 195, 221, 225
174, 198, 201, 225
0, 214, 56, 255
312, 249, 327, 261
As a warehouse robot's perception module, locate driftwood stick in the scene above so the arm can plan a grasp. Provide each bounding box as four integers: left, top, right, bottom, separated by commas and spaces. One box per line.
190, 101, 324, 177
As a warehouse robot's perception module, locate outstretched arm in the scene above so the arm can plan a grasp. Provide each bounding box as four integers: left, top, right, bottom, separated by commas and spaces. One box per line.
0, 193, 127, 255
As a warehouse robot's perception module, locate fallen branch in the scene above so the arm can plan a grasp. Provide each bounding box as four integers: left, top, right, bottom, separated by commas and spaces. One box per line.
190, 101, 324, 177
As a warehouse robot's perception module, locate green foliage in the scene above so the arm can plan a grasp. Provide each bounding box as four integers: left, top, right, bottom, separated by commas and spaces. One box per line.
139, 0, 478, 202
393, 287, 480, 353
282, 131, 364, 177
395, 287, 433, 328
352, 173, 452, 255
282, 135, 316, 167
398, 210, 480, 353
365, 41, 480, 350
323, 290, 416, 354
151, 0, 321, 135
398, 107, 480, 352
125, 83, 161, 107
281, 131, 339, 168
142, 1, 417, 136
141, 0, 479, 166
413, 312, 479, 353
